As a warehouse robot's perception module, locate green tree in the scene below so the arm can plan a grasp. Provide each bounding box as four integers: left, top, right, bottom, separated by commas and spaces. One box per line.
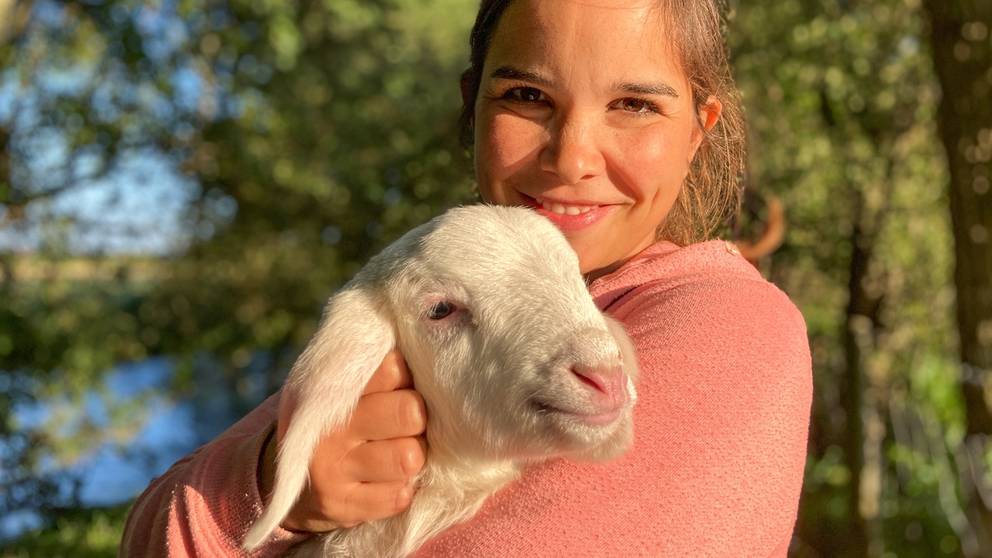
732, 0, 959, 555
924, 1, 992, 555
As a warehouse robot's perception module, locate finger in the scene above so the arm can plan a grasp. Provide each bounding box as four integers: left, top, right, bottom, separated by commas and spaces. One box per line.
322, 481, 414, 526
350, 390, 427, 441
362, 350, 412, 395
345, 437, 427, 482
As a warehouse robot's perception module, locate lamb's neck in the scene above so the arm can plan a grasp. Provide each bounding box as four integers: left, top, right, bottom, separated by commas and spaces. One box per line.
322, 456, 522, 558
421, 453, 521, 494
395, 456, 521, 555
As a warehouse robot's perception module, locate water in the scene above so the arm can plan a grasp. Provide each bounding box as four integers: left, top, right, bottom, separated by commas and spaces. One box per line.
0, 356, 266, 540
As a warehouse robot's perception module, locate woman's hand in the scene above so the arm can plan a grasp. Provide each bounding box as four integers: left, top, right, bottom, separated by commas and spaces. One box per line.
260, 350, 428, 533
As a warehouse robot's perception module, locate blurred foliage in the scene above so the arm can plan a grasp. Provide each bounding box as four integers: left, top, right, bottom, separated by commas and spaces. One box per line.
0, 504, 130, 557
731, 0, 963, 555
0, 0, 477, 547
0, 0, 990, 556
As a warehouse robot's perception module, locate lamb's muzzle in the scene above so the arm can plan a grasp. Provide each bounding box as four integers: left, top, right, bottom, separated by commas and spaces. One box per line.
244, 205, 639, 557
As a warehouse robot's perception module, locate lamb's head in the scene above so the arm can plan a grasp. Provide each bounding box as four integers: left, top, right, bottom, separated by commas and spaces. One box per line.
380, 205, 638, 463
243, 205, 637, 551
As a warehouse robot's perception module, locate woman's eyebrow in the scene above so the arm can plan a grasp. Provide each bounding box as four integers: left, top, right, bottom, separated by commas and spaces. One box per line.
614, 81, 680, 98
489, 66, 679, 99
489, 66, 554, 87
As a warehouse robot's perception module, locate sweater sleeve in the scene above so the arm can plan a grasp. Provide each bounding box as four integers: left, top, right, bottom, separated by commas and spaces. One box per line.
612, 275, 813, 556
120, 392, 311, 557
415, 272, 812, 557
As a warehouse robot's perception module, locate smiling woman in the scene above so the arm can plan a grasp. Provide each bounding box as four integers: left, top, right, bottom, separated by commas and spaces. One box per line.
470, 1, 723, 277
461, 0, 746, 272
121, 1, 810, 557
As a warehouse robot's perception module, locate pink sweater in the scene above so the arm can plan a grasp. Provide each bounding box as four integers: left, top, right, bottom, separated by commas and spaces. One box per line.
121, 239, 812, 557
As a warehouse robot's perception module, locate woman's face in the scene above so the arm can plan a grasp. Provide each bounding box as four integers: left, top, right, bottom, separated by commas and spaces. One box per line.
472, 0, 721, 278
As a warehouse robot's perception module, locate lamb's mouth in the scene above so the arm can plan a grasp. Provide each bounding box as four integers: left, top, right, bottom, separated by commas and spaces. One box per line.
533, 400, 624, 427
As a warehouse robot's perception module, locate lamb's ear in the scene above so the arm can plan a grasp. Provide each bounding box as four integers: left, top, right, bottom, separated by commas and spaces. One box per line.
243, 286, 395, 551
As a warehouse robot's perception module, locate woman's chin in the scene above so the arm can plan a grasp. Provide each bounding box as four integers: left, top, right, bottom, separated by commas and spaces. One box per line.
571, 243, 617, 279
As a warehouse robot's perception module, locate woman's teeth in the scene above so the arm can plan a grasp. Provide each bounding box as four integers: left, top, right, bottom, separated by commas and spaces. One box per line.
541, 200, 596, 215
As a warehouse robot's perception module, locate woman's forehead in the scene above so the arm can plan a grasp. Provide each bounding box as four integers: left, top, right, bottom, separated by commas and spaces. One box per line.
485, 0, 686, 89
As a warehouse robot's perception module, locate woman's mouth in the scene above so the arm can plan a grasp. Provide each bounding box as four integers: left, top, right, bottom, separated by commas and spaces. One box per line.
519, 194, 615, 233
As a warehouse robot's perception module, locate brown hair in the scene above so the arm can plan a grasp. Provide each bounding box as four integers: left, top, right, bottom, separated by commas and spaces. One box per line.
459, 0, 746, 246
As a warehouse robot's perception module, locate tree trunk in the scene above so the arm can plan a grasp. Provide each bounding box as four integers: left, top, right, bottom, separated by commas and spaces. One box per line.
923, 1, 992, 555
0, 125, 14, 287
840, 191, 889, 557
0, 124, 10, 202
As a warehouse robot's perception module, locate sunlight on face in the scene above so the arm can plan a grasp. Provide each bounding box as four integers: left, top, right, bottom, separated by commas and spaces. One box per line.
473, 0, 721, 279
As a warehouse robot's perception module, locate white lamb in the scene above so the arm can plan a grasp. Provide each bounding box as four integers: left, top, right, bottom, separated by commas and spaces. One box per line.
243, 205, 639, 557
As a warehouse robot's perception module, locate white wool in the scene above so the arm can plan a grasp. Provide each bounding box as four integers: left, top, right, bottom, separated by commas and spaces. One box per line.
243, 205, 639, 557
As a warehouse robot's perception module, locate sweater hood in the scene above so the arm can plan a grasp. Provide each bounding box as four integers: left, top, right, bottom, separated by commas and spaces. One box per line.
588, 239, 764, 313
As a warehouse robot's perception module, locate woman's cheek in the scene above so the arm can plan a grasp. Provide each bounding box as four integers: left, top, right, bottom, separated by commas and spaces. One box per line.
490, 113, 544, 163
614, 126, 690, 199
617, 127, 668, 170
603, 129, 665, 199
476, 112, 545, 203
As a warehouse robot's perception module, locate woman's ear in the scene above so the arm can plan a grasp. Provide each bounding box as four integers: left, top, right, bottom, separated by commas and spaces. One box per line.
689, 95, 723, 161
698, 95, 723, 132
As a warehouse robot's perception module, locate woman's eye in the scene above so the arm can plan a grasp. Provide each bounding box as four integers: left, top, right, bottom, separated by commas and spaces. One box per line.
504, 87, 546, 103
613, 98, 659, 115
427, 301, 456, 320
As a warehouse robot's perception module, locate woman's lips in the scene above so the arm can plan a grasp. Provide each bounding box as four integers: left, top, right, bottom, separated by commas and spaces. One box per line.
520, 194, 615, 233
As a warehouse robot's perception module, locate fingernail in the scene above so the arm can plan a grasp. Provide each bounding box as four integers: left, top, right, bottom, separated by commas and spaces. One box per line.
408, 398, 426, 427
396, 486, 413, 509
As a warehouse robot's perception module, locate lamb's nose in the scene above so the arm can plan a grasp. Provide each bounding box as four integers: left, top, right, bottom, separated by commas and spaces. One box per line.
571, 363, 627, 406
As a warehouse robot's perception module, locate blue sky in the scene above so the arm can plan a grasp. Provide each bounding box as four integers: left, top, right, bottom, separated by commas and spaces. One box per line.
0, 0, 207, 256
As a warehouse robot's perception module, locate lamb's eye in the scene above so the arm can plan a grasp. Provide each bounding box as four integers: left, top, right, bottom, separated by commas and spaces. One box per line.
427, 301, 456, 320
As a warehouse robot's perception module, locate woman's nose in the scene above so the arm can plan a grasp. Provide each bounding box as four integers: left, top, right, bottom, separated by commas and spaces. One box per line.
539, 118, 605, 185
